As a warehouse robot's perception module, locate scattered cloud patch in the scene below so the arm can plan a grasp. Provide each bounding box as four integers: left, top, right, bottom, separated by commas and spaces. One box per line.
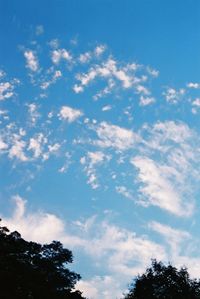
51, 49, 72, 64
79, 52, 92, 64
187, 82, 200, 89
24, 50, 39, 72
94, 45, 106, 57
8, 134, 28, 162
139, 96, 155, 106
59, 106, 83, 122
102, 105, 112, 111
95, 121, 140, 151
116, 186, 133, 200
0, 73, 18, 101
80, 151, 111, 189
163, 87, 185, 104
40, 70, 62, 90
28, 133, 48, 159
0, 82, 14, 101
27, 103, 40, 125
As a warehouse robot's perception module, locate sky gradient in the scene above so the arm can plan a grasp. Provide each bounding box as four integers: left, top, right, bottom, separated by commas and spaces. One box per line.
1, 1, 200, 298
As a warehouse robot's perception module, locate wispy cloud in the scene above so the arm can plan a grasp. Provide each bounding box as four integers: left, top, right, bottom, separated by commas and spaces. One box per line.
131, 156, 193, 216
94, 121, 140, 151
80, 151, 111, 189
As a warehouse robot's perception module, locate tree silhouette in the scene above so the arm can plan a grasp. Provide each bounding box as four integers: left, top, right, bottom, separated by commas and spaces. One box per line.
124, 259, 200, 299
0, 220, 86, 299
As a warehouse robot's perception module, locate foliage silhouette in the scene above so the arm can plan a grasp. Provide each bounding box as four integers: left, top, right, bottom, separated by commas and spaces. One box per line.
124, 259, 200, 299
0, 220, 86, 299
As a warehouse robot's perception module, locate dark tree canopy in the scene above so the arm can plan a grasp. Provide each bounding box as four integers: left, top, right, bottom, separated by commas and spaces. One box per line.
124, 259, 200, 299
0, 220, 86, 299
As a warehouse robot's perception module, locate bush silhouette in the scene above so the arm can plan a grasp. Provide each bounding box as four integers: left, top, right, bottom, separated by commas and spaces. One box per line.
124, 259, 200, 299
0, 220, 86, 299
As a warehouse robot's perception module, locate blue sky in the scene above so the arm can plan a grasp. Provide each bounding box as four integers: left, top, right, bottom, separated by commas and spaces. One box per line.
1, 1, 200, 298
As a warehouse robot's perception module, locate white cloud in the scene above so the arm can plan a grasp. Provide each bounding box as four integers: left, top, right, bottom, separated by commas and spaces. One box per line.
139, 96, 155, 106
81, 151, 110, 189
187, 82, 200, 89
174, 256, 200, 279
87, 151, 108, 165
28, 133, 47, 159
79, 52, 92, 63
192, 98, 200, 107
59, 106, 83, 122
58, 152, 72, 173
73, 84, 84, 93
148, 221, 200, 278
144, 121, 193, 149
2, 195, 65, 243
73, 56, 149, 98
76, 68, 97, 87
27, 103, 40, 125
0, 81, 15, 101
8, 134, 28, 162
0, 138, 8, 151
101, 58, 133, 88
76, 225, 166, 298
24, 50, 39, 72
77, 276, 123, 299
102, 105, 112, 112
51, 49, 72, 64
95, 121, 140, 151
131, 156, 194, 216
54, 70, 62, 78
48, 143, 60, 153
122, 120, 200, 218
147, 66, 159, 77
1, 196, 86, 249
84, 221, 166, 277
40, 70, 62, 90
116, 186, 133, 200
94, 45, 106, 57
149, 221, 190, 254
136, 84, 150, 95
93, 79, 115, 100
163, 87, 185, 104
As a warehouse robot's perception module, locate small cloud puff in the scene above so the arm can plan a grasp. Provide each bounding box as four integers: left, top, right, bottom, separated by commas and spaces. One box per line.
51, 49, 72, 64
59, 105, 83, 122
24, 50, 39, 72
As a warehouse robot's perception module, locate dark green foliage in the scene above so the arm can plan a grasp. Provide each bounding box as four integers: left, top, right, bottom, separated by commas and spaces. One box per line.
0, 220, 86, 299
124, 259, 200, 299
